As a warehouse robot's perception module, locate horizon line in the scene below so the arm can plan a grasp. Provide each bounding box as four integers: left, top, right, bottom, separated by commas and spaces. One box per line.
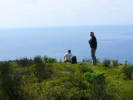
0, 24, 133, 30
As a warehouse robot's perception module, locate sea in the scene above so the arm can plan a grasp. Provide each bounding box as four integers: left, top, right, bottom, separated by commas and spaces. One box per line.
0, 25, 133, 63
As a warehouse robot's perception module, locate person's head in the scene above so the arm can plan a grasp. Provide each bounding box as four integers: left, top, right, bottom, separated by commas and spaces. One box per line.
90, 32, 95, 37
68, 50, 71, 54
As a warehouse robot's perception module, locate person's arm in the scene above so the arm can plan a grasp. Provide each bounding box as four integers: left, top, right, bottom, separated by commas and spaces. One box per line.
95, 38, 97, 49
64, 54, 66, 61
89, 38, 93, 48
89, 38, 93, 45
92, 37, 97, 49
70, 54, 72, 58
64, 55, 65, 61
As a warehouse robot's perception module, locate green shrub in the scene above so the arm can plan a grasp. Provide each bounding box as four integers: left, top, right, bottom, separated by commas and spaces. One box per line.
112, 60, 119, 67
96, 58, 101, 64
42, 71, 90, 100
34, 56, 43, 64
84, 72, 108, 100
0, 60, 133, 100
124, 60, 128, 66
16, 58, 33, 67
0, 62, 24, 100
84, 72, 105, 84
82, 58, 101, 64
103, 59, 111, 67
123, 65, 133, 80
44, 56, 57, 63
42, 79, 69, 100
79, 63, 93, 73
82, 58, 92, 63
34, 63, 46, 82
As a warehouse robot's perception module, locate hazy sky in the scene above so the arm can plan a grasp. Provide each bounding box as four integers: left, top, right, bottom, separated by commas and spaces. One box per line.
0, 0, 133, 28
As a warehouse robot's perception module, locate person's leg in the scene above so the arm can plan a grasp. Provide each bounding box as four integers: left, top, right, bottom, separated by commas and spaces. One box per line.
94, 49, 97, 65
64, 60, 68, 63
91, 48, 97, 65
64, 60, 71, 63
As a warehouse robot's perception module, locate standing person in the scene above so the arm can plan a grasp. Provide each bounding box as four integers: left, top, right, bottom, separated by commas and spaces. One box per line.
89, 32, 97, 65
64, 50, 72, 63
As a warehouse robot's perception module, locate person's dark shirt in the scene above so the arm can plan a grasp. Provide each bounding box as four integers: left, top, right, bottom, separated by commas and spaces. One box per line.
89, 36, 97, 49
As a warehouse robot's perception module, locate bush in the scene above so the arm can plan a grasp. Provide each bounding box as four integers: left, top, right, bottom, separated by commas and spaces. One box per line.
82, 58, 101, 65
103, 59, 111, 67
0, 60, 133, 100
84, 72, 105, 84
84, 72, 108, 100
16, 58, 33, 67
79, 63, 93, 73
42, 72, 90, 100
96, 58, 101, 64
123, 65, 133, 80
112, 60, 119, 67
82, 58, 92, 63
124, 60, 128, 66
34, 56, 43, 64
33, 63, 46, 82
44, 56, 57, 63
0, 62, 24, 100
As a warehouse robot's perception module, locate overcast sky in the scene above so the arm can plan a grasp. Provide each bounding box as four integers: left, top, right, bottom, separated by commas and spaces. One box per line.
0, 0, 133, 28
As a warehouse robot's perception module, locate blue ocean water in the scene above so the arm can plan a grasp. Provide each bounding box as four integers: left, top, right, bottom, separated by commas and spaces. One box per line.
0, 26, 133, 63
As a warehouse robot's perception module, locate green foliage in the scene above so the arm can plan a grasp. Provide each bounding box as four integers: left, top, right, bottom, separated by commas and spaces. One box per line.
112, 60, 119, 67
96, 58, 101, 64
41, 70, 90, 100
84, 72, 110, 100
84, 72, 105, 84
34, 56, 43, 64
16, 58, 33, 67
0, 62, 24, 100
44, 56, 57, 63
123, 65, 133, 80
124, 60, 128, 66
103, 59, 111, 67
78, 63, 93, 73
0, 59, 133, 100
34, 63, 46, 82
82, 58, 92, 63
82, 58, 101, 64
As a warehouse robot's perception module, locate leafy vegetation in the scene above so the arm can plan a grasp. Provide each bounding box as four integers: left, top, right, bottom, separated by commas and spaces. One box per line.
0, 57, 133, 100
16, 58, 34, 67
44, 56, 57, 63
103, 59, 111, 67
34, 56, 43, 64
123, 65, 133, 80
112, 60, 119, 67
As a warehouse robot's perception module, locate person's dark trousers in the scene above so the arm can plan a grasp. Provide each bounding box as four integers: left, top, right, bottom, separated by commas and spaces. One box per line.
91, 48, 97, 65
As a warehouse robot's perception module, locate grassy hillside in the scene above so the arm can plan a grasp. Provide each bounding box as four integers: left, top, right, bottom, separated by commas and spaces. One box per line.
0, 57, 133, 100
